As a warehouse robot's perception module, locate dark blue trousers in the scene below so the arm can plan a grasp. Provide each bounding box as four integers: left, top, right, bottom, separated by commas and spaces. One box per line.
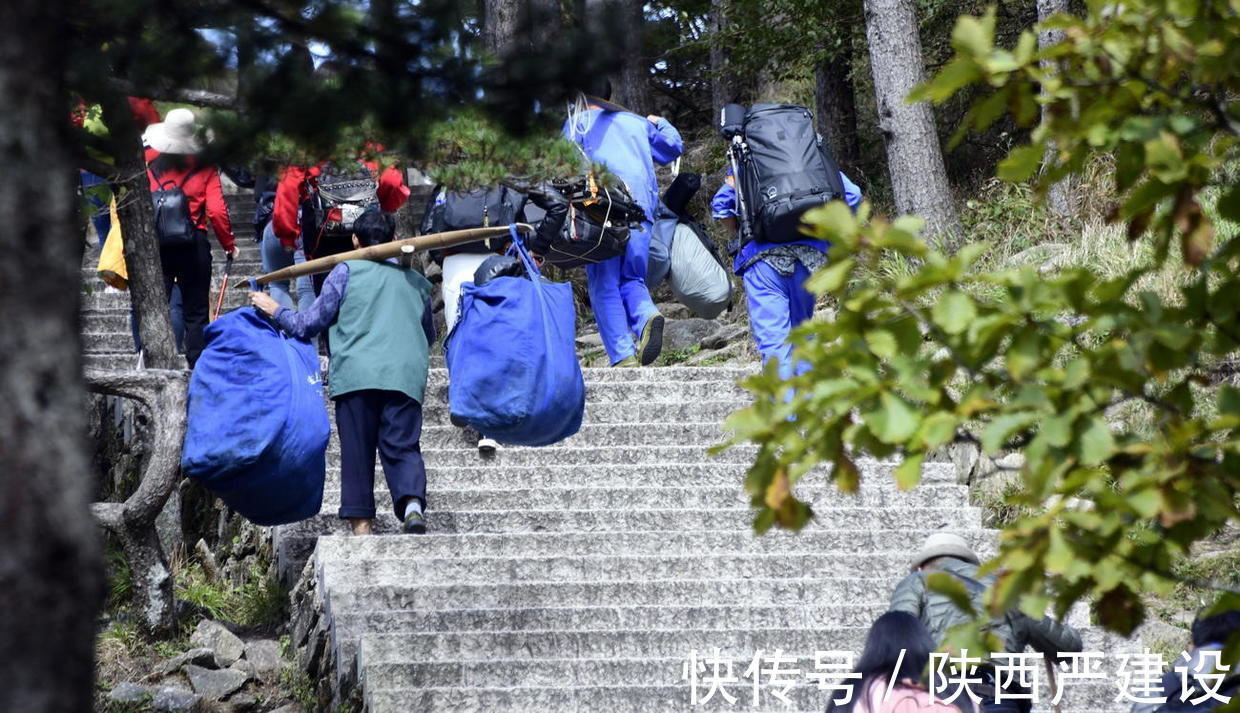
334, 389, 427, 520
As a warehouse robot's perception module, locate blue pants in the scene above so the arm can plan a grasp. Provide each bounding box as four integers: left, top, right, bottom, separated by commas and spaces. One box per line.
742, 260, 816, 380
335, 390, 427, 520
130, 284, 186, 354
80, 171, 111, 249
260, 221, 315, 312
586, 221, 660, 364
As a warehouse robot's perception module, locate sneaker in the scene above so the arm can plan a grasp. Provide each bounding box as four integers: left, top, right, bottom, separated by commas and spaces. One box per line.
637, 314, 665, 366
477, 436, 499, 454
450, 413, 468, 428
613, 355, 640, 367
349, 518, 374, 536
401, 509, 427, 534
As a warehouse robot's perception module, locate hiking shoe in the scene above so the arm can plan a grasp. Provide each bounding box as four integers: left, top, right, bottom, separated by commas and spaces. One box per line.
637, 315, 665, 366
349, 518, 374, 536
477, 436, 499, 454
401, 510, 427, 535
450, 413, 468, 428
613, 355, 640, 367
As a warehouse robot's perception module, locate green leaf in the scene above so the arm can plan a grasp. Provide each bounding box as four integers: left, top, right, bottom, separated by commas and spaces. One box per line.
997, 144, 1045, 182
1040, 413, 1073, 448
917, 412, 959, 450
1218, 186, 1240, 223
981, 412, 1038, 454
925, 572, 977, 617
865, 330, 899, 359
1005, 330, 1044, 381
805, 257, 855, 295
894, 454, 925, 490
931, 290, 977, 335
951, 11, 995, 58
864, 392, 922, 444
1076, 416, 1115, 466
1115, 142, 1145, 192
914, 59, 983, 103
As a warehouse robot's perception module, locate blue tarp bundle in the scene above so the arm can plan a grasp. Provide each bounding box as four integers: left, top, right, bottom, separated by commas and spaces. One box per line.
182, 308, 329, 526
446, 227, 585, 446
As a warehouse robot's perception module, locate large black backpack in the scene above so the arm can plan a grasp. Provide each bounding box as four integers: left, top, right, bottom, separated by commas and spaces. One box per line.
420, 185, 526, 259
734, 103, 845, 244
421, 186, 525, 234
307, 160, 380, 242
149, 164, 203, 247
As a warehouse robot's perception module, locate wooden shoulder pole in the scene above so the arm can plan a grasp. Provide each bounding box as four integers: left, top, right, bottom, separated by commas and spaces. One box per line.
240, 224, 534, 288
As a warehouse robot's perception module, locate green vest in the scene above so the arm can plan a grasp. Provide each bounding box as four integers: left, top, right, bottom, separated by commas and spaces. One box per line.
328, 260, 433, 402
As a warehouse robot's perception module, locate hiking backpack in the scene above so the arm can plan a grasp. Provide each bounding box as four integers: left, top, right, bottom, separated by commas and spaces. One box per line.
307, 160, 380, 242
422, 185, 526, 235
421, 185, 526, 259
727, 103, 846, 244
149, 164, 203, 247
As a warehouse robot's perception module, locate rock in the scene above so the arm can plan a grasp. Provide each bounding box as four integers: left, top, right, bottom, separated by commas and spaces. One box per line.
574, 331, 604, 350
700, 323, 747, 350
152, 686, 203, 712
154, 647, 218, 676
108, 682, 155, 704
662, 318, 717, 352
224, 693, 260, 712
232, 658, 256, 677
190, 619, 245, 668
244, 639, 285, 676
656, 302, 693, 320
185, 664, 250, 700
265, 705, 303, 713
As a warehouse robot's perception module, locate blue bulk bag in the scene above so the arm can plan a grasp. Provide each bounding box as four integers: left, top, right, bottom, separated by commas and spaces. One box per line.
445, 227, 585, 446
182, 308, 330, 526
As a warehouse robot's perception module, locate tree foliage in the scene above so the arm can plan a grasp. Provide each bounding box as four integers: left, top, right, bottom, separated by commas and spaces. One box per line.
722, 0, 1240, 649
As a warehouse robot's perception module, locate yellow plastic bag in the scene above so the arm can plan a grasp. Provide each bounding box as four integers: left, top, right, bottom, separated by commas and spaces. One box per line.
97, 198, 128, 290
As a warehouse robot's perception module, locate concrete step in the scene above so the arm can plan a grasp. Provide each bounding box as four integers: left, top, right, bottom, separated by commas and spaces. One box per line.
318, 547, 979, 589
329, 603, 894, 637
300, 506, 982, 539
318, 483, 969, 513
362, 681, 1119, 713
330, 458, 954, 484
339, 422, 733, 450
333, 579, 901, 616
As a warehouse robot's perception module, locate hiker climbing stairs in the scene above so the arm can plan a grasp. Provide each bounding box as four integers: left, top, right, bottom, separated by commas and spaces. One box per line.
79, 192, 1136, 713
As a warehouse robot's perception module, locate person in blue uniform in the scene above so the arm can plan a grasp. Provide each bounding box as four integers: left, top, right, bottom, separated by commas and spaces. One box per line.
562, 80, 683, 366
711, 167, 862, 379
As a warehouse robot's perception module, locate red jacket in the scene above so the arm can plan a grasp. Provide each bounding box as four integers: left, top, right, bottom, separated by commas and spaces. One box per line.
145, 149, 237, 252
271, 158, 410, 249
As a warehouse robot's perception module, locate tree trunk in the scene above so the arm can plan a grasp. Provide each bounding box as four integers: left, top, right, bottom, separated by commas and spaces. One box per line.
0, 0, 105, 707
482, 0, 521, 57
708, 0, 737, 115
581, 0, 650, 112
87, 369, 189, 633
1038, 0, 1074, 221
864, 0, 963, 249
815, 52, 861, 173
98, 92, 181, 370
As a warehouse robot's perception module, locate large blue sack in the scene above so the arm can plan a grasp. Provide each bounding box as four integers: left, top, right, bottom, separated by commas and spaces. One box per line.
182, 308, 329, 526
445, 227, 585, 446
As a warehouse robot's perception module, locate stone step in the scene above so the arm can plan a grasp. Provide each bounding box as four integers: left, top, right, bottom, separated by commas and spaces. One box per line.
361, 681, 1119, 713
348, 445, 766, 469
317, 460, 956, 490
330, 603, 896, 637
333, 422, 733, 450
333, 579, 902, 615
318, 483, 968, 513
317, 547, 979, 589
300, 506, 981, 539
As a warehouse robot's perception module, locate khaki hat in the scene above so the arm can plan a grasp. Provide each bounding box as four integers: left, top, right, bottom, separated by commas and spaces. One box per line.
142, 108, 203, 155
910, 532, 979, 572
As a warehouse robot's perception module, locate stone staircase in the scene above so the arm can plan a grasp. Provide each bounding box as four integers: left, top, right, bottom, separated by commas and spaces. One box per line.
80, 193, 1134, 712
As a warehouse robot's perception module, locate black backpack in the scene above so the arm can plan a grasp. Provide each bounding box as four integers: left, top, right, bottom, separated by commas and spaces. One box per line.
732, 103, 845, 244
420, 185, 526, 260
307, 160, 380, 242
149, 164, 203, 247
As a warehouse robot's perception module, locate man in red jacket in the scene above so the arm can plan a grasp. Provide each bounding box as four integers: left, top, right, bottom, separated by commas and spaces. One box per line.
143, 108, 240, 367
264, 152, 410, 309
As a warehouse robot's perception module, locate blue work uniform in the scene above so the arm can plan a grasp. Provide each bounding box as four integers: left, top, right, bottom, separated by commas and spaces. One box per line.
563, 109, 683, 364
710, 173, 862, 379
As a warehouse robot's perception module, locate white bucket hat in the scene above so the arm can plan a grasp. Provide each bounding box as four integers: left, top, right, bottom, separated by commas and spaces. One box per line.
143, 108, 203, 155
910, 532, 979, 571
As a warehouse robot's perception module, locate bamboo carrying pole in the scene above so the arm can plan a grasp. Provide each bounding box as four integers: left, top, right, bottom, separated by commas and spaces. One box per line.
239, 224, 535, 288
